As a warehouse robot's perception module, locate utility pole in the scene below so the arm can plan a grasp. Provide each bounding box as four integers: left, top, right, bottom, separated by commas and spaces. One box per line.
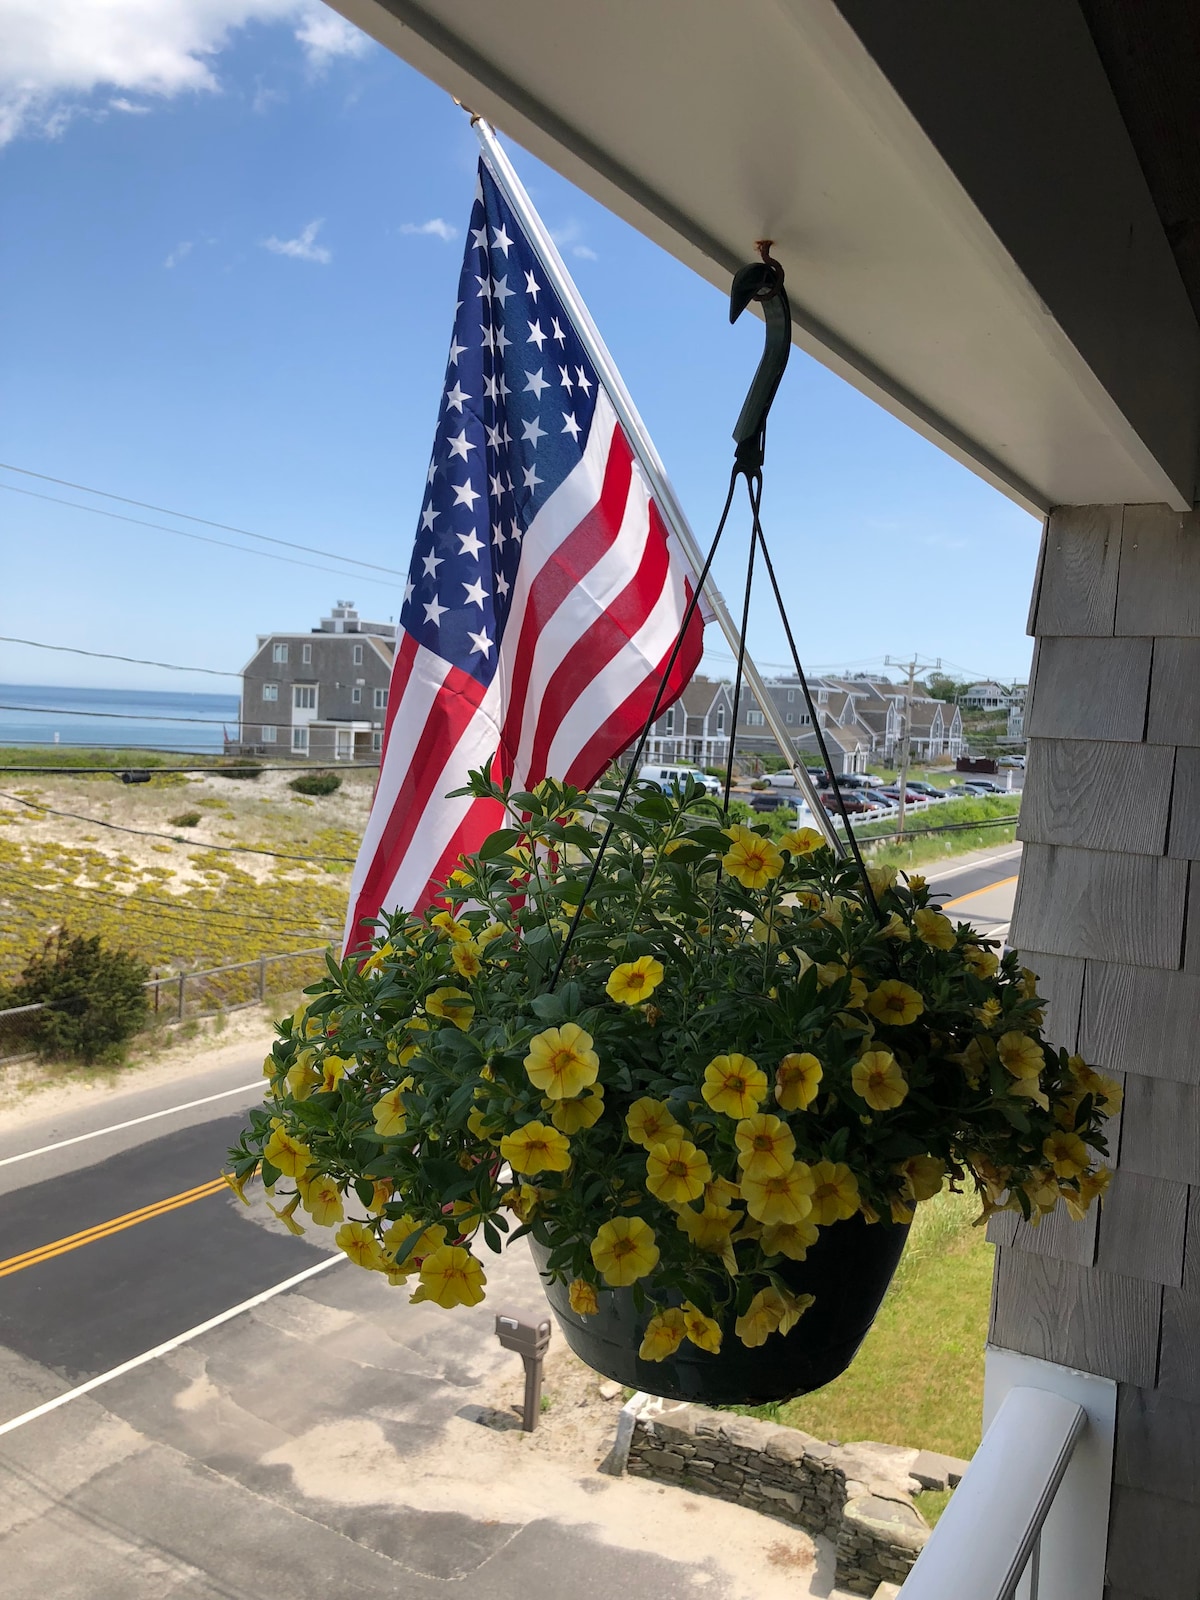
885, 655, 941, 838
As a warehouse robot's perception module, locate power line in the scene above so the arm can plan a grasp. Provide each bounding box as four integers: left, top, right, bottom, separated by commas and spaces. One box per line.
0, 636, 239, 679
0, 761, 379, 773
0, 791, 358, 863
0, 870, 340, 930
0, 462, 408, 577
0, 484, 407, 591
0, 703, 321, 732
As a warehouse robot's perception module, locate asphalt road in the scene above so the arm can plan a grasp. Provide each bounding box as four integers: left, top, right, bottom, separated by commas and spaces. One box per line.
0, 843, 1021, 1424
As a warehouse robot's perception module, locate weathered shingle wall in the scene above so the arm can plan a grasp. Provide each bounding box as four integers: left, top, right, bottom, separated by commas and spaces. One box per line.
994, 502, 1200, 1599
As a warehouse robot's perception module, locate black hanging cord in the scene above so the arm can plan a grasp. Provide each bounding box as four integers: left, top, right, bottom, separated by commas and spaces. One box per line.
742, 471, 882, 923
548, 466, 741, 987
721, 481, 760, 822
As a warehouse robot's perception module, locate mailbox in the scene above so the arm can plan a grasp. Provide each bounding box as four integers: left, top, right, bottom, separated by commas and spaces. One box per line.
494, 1308, 552, 1430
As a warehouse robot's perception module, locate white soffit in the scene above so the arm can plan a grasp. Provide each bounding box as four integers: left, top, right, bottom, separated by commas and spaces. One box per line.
334, 0, 1194, 514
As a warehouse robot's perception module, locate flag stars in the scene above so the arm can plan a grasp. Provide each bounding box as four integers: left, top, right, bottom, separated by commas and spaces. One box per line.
489, 472, 504, 499
485, 421, 502, 449
494, 326, 511, 355
424, 597, 448, 627
522, 463, 542, 491
495, 572, 511, 599
421, 550, 444, 579
492, 522, 505, 548
468, 627, 494, 659
446, 430, 475, 462
527, 319, 547, 350
452, 480, 482, 510
420, 504, 439, 532
492, 274, 515, 306
522, 416, 547, 448
445, 381, 470, 412
559, 366, 574, 393
525, 270, 540, 300
471, 225, 488, 250
404, 578, 414, 603
524, 368, 549, 399
484, 374, 499, 403
475, 274, 492, 300
561, 412, 581, 441
447, 337, 467, 366
491, 224, 513, 256
575, 367, 593, 395
462, 577, 487, 608
551, 317, 566, 344
457, 528, 485, 558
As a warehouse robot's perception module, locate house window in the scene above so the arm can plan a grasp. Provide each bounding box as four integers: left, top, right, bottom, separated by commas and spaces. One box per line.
371, 732, 383, 753
260, 725, 277, 743
293, 685, 317, 710
745, 710, 765, 727
292, 727, 309, 754
302, 643, 312, 664
353, 644, 364, 665
262, 682, 279, 702
351, 687, 362, 704
272, 643, 288, 664
785, 712, 794, 723
787, 689, 795, 702
665, 708, 675, 734
373, 687, 389, 710
716, 707, 725, 731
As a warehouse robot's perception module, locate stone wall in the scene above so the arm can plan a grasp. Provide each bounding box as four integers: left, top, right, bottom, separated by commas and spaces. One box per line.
626, 1401, 929, 1594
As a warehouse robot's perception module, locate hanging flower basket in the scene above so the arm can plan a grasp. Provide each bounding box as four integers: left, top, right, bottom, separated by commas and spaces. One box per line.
229, 774, 1118, 1406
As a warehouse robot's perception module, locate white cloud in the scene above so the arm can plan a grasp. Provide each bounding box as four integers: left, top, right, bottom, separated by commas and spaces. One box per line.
164, 240, 193, 267
109, 95, 150, 114
293, 5, 369, 69
399, 218, 458, 243
263, 217, 330, 263
0, 1, 369, 148
571, 243, 598, 261
550, 220, 598, 262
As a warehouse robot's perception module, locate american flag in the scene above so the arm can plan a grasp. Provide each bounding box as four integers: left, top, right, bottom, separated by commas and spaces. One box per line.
344, 157, 705, 948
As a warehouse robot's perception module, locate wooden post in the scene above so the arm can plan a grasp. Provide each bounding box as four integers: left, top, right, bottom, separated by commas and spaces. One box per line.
990, 503, 1200, 1596
177, 974, 186, 1021
258, 956, 267, 1002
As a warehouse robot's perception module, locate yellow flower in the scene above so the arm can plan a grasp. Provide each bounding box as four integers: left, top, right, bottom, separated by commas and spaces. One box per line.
682, 1302, 723, 1354
297, 1172, 344, 1227
431, 910, 473, 942
851, 1049, 909, 1111
867, 865, 898, 897
451, 940, 484, 979
500, 1120, 572, 1175
760, 1218, 820, 1260
263, 1126, 312, 1179
779, 827, 825, 856
568, 1279, 600, 1316
914, 908, 956, 951
1043, 1131, 1090, 1180
775, 1052, 823, 1111
998, 1030, 1043, 1080
550, 1083, 605, 1134
267, 1194, 306, 1236
676, 1202, 739, 1254
523, 1023, 600, 1100
975, 998, 1002, 1026
1069, 1057, 1124, 1117
808, 1160, 860, 1224
372, 1076, 414, 1137
425, 986, 475, 1030
367, 1179, 394, 1215
382, 1215, 447, 1275
702, 1053, 768, 1118
477, 922, 508, 948
646, 1136, 713, 1206
963, 944, 1000, 979
319, 1054, 347, 1094
410, 1244, 487, 1307
890, 1195, 916, 1225
881, 912, 912, 942
639, 1307, 687, 1361
359, 941, 395, 976
590, 1215, 660, 1286
740, 1162, 816, 1226
263, 1053, 278, 1080
336, 1219, 387, 1272
865, 981, 924, 1027
606, 955, 665, 1006
467, 1107, 503, 1141
706, 1175, 742, 1208
906, 873, 927, 892
721, 823, 784, 889
896, 1155, 945, 1203
734, 1113, 796, 1181
1063, 1165, 1112, 1221
734, 1285, 813, 1348
625, 1097, 683, 1149
286, 1056, 321, 1100
223, 1166, 255, 1205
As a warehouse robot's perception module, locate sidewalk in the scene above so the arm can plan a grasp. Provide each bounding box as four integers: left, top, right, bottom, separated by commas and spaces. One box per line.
0, 1193, 850, 1600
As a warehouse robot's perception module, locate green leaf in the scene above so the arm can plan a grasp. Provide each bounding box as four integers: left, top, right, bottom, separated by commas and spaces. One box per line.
479, 828, 524, 860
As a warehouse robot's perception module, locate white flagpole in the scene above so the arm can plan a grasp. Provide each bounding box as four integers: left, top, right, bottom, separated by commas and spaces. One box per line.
472, 118, 842, 852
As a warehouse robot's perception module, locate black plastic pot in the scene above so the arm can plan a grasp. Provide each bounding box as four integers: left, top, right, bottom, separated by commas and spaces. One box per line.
531, 1213, 909, 1406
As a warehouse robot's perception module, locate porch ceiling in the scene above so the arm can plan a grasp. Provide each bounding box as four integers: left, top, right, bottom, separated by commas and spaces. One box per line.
332, 0, 1200, 514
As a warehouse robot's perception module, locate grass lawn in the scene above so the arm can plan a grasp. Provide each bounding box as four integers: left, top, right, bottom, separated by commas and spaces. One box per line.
745, 1190, 994, 1461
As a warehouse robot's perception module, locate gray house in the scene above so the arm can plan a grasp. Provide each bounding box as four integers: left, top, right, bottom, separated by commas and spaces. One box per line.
644, 676, 733, 768
235, 602, 395, 762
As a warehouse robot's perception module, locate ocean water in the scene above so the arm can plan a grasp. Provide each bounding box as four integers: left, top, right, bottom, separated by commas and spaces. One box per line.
0, 684, 242, 754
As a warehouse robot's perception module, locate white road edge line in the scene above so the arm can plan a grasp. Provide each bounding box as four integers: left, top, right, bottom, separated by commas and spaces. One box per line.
0, 1255, 341, 1439
923, 844, 1022, 885
0, 1082, 264, 1169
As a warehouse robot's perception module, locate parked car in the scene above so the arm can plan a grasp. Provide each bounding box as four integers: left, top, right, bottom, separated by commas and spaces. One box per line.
998, 755, 1025, 768
858, 789, 899, 811
820, 790, 874, 814
963, 777, 1010, 794
749, 791, 793, 812
906, 781, 949, 798
880, 786, 925, 805
637, 764, 721, 796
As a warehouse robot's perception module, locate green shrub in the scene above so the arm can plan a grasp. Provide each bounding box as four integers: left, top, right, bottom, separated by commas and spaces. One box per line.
1, 929, 149, 1064
289, 772, 342, 797
220, 761, 263, 780
170, 810, 202, 828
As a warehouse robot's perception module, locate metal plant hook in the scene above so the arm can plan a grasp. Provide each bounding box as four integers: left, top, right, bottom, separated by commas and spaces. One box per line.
729, 240, 792, 478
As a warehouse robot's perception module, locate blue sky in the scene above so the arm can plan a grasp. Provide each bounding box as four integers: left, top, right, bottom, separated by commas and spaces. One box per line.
0, 4, 1039, 697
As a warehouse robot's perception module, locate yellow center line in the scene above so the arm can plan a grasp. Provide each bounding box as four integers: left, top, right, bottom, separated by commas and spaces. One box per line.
943, 874, 1019, 909
0, 1177, 228, 1279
